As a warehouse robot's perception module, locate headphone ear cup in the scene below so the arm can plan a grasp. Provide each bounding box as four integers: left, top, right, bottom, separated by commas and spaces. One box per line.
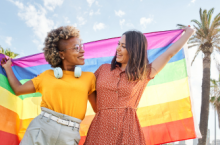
54, 67, 63, 79
74, 67, 81, 78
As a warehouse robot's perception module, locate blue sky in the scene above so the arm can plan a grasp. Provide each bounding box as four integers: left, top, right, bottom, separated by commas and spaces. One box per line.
1, 0, 219, 56
0, 0, 220, 144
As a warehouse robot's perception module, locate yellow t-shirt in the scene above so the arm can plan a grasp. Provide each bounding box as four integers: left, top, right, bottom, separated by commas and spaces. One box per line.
31, 70, 96, 120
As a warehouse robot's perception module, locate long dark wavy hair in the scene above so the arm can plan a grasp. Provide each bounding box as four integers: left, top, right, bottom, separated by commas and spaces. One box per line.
111, 30, 150, 81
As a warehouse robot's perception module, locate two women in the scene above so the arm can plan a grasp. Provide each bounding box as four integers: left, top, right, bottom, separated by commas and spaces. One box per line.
84, 27, 194, 144
1, 26, 96, 145
1, 25, 194, 145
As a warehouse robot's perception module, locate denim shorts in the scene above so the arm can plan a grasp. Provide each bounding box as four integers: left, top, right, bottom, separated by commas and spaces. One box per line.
20, 107, 82, 145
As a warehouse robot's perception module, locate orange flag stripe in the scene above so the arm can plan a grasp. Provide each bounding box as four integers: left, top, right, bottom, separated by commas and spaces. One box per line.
79, 97, 192, 136
0, 105, 33, 140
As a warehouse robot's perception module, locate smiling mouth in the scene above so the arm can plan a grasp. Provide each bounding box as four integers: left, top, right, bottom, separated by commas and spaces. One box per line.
117, 54, 122, 57
78, 56, 84, 59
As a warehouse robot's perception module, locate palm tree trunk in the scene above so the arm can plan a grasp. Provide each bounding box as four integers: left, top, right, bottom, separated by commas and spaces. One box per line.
217, 105, 220, 128
198, 52, 211, 145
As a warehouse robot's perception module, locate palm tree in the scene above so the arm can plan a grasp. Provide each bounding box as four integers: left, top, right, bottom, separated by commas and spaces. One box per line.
210, 64, 220, 129
177, 8, 220, 145
0, 45, 19, 58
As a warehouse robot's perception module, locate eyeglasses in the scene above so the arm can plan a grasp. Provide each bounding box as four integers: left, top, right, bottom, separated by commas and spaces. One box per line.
60, 44, 84, 52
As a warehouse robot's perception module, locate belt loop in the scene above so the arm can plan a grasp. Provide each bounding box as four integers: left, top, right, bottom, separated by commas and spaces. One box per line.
47, 114, 52, 122
72, 122, 76, 130
68, 120, 71, 127
78, 123, 80, 131
40, 112, 45, 119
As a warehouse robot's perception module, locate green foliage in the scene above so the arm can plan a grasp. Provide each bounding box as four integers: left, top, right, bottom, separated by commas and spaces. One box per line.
210, 75, 220, 108
177, 8, 220, 65
0, 45, 19, 58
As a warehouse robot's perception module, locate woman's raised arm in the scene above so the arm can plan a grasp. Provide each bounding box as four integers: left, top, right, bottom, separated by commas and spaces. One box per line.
150, 26, 195, 78
1, 58, 36, 96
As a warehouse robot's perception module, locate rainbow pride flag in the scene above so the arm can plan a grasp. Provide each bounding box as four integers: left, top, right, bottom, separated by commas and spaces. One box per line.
0, 29, 201, 145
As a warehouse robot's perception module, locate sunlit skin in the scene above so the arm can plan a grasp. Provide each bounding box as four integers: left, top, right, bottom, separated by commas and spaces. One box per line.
58, 37, 85, 71
0, 36, 97, 112
0, 26, 194, 114
116, 35, 129, 71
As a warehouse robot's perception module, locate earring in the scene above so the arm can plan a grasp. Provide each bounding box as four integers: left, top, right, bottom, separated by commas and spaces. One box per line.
54, 67, 63, 79
74, 67, 81, 78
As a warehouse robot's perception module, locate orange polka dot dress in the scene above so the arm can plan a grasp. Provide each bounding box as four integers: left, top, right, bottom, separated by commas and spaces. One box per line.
84, 64, 153, 145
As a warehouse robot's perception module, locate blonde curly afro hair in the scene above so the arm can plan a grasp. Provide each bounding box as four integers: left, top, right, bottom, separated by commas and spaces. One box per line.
43, 26, 80, 68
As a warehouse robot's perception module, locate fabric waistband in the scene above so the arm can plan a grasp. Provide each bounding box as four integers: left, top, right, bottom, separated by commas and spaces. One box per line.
41, 107, 81, 124
98, 106, 137, 112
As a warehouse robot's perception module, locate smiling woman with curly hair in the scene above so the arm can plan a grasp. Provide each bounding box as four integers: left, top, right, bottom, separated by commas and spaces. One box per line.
1, 26, 97, 145
43, 26, 80, 68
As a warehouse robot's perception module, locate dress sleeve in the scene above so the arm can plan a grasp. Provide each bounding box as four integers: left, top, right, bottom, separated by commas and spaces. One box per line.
147, 63, 155, 80
94, 64, 104, 79
31, 71, 45, 93
88, 73, 96, 95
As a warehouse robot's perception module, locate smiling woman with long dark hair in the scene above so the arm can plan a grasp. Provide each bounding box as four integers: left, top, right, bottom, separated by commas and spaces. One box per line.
84, 27, 195, 145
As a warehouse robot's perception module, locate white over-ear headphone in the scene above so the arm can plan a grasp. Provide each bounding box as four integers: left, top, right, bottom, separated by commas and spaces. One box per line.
54, 67, 82, 79
54, 67, 63, 79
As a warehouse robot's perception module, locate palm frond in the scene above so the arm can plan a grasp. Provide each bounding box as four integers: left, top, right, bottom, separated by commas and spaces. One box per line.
202, 9, 208, 34
212, 34, 220, 40
0, 46, 4, 54
214, 45, 220, 51
176, 24, 187, 29
199, 8, 203, 23
217, 96, 220, 102
193, 25, 205, 37
210, 79, 217, 85
214, 22, 220, 29
191, 46, 202, 65
191, 19, 202, 28
209, 16, 220, 34
213, 12, 220, 22
188, 39, 201, 44
210, 96, 216, 103
2, 48, 19, 58
207, 8, 214, 27
188, 44, 200, 48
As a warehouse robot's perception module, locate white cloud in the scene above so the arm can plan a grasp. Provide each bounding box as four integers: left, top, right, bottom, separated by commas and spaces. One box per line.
95, 9, 101, 15
93, 22, 106, 31
33, 39, 44, 51
89, 10, 94, 16
89, 9, 101, 16
17, 5, 54, 42
77, 16, 87, 26
140, 15, 154, 28
126, 23, 134, 28
43, 0, 64, 11
115, 10, 125, 17
95, 1, 102, 7
5, 37, 12, 46
8, 0, 24, 9
15, 49, 25, 58
53, 14, 58, 17
87, 0, 95, 7
64, 16, 70, 24
9, 0, 55, 51
188, 0, 196, 6
119, 19, 134, 29
72, 23, 77, 27
119, 19, 125, 28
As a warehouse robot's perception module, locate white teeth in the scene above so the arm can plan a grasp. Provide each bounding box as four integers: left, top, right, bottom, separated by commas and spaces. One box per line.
79, 56, 84, 58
